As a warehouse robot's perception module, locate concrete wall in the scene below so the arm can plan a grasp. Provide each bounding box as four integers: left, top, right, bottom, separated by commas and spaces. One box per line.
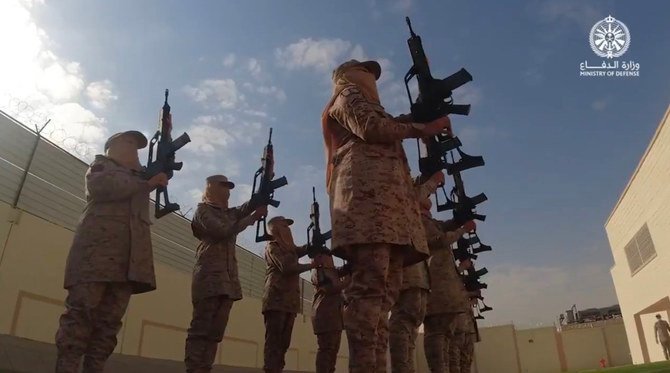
471, 321, 631, 373
0, 201, 348, 371
605, 104, 670, 364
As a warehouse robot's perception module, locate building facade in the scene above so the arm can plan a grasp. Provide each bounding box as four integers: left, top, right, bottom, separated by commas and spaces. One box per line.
605, 104, 670, 364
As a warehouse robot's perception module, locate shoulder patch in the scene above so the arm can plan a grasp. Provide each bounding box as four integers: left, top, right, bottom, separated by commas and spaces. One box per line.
90, 164, 105, 173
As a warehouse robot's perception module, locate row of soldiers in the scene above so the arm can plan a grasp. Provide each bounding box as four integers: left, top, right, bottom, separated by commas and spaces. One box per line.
53, 57, 483, 373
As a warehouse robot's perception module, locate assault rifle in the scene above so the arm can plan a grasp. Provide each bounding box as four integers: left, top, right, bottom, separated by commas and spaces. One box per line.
306, 187, 332, 258
404, 17, 487, 223
252, 128, 288, 242
146, 89, 191, 218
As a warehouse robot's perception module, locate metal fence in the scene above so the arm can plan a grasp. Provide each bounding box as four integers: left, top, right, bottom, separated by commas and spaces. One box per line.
0, 111, 313, 314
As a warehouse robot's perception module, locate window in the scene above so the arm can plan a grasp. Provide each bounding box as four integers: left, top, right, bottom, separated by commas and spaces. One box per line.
624, 224, 657, 275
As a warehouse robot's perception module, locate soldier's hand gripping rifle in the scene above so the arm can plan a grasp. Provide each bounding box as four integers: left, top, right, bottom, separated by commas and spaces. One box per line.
252, 128, 288, 242
404, 18, 487, 223
146, 89, 191, 218
307, 187, 332, 258
307, 187, 334, 286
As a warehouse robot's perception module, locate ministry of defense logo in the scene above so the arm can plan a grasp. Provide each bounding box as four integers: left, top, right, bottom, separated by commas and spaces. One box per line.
589, 15, 630, 59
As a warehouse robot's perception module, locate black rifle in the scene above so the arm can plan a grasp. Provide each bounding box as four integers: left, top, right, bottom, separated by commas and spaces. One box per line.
404, 18, 486, 222
146, 89, 191, 219
307, 187, 332, 258
307, 187, 334, 287
252, 128, 288, 242
404, 17, 472, 122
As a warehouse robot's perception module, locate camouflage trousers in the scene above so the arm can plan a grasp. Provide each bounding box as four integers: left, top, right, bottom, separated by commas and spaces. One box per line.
315, 331, 342, 373
343, 243, 404, 373
55, 281, 132, 373
263, 310, 296, 373
389, 288, 428, 373
184, 295, 234, 373
449, 314, 475, 373
423, 313, 459, 373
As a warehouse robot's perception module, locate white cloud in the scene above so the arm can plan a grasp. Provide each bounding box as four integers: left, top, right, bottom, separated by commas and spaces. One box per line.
452, 84, 483, 107
185, 114, 265, 156
223, 53, 236, 67
184, 79, 243, 110
0, 0, 110, 161
257, 85, 287, 102
275, 38, 353, 73
243, 109, 269, 118
189, 188, 203, 205
86, 80, 118, 110
248, 58, 262, 79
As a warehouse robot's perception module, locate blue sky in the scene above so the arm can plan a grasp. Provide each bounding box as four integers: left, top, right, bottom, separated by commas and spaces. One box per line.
1, 0, 669, 327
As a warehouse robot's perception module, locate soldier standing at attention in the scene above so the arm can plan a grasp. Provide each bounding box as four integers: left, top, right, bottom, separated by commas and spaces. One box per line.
310, 253, 351, 373
55, 131, 168, 373
185, 175, 267, 373
655, 314, 670, 360
321, 58, 453, 373
419, 193, 476, 373
389, 175, 444, 373
263, 216, 320, 373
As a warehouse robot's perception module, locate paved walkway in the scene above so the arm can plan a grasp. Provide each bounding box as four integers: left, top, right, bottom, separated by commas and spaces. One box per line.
0, 334, 302, 373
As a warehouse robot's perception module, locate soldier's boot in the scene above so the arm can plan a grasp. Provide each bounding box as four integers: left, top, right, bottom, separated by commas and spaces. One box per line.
344, 296, 382, 373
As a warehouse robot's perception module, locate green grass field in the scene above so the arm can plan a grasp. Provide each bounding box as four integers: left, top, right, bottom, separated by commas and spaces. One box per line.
576, 361, 670, 373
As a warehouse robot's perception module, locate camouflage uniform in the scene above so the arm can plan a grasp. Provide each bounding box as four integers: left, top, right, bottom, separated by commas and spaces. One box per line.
326, 84, 430, 373
311, 264, 349, 373
56, 155, 155, 373
389, 178, 442, 373
421, 216, 469, 373
185, 199, 257, 373
262, 240, 311, 373
450, 313, 476, 373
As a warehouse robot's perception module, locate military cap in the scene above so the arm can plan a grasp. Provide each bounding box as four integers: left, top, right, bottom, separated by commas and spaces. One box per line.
104, 130, 148, 151
206, 174, 235, 189
267, 215, 294, 227
332, 59, 382, 81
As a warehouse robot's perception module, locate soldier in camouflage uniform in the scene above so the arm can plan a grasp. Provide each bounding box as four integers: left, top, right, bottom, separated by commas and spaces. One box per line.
262, 216, 320, 373
389, 174, 443, 373
185, 175, 268, 373
450, 311, 477, 373
310, 253, 351, 373
321, 59, 453, 373
419, 192, 476, 373
55, 131, 169, 373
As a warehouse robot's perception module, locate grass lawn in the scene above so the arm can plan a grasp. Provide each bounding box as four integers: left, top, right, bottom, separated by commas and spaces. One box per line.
576, 361, 670, 372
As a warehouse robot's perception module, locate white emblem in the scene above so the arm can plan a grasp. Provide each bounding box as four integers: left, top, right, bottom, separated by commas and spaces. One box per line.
589, 15, 630, 59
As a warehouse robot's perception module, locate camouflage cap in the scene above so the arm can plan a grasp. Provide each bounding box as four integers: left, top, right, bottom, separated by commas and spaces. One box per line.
267, 215, 294, 227
206, 174, 235, 189
332, 59, 382, 81
104, 131, 148, 151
